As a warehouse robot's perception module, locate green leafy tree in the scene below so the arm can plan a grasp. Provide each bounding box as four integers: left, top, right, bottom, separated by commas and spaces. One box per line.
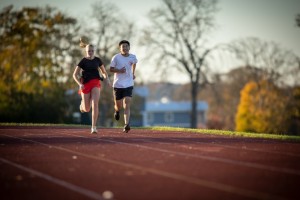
0, 5, 80, 123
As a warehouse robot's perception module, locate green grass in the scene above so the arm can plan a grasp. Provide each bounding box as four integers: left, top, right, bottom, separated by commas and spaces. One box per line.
1, 123, 299, 142
147, 126, 300, 142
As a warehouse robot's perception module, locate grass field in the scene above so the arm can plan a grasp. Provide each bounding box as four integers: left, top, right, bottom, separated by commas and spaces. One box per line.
149, 126, 300, 141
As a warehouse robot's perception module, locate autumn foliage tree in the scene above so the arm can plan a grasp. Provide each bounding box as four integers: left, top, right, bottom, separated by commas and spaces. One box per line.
223, 37, 299, 134
0, 5, 80, 123
236, 80, 289, 134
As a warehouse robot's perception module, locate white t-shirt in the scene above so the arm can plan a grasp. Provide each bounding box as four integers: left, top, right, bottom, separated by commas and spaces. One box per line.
110, 53, 138, 88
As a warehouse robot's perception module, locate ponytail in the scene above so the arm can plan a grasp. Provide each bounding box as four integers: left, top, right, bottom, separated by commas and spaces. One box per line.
79, 37, 89, 48
80, 36, 94, 54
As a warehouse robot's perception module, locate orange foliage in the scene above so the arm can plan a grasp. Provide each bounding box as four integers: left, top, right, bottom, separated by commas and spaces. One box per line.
235, 80, 289, 134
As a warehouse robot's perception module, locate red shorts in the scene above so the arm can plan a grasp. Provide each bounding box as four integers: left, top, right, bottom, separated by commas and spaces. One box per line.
78, 79, 101, 94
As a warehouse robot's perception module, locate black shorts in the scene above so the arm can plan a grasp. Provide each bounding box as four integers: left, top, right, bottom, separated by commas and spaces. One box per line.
113, 86, 133, 100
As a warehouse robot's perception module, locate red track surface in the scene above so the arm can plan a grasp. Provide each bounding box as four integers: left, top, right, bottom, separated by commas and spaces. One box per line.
0, 126, 300, 200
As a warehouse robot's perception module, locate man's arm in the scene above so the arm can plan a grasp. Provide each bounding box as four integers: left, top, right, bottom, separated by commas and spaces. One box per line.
132, 63, 136, 79
110, 66, 126, 73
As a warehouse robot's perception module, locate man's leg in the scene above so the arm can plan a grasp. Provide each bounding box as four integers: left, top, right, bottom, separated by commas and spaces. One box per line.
113, 88, 123, 121
114, 99, 123, 113
123, 97, 131, 125
114, 98, 122, 121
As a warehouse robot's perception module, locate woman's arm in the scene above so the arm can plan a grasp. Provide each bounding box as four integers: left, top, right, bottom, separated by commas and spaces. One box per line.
73, 66, 83, 87
99, 65, 111, 86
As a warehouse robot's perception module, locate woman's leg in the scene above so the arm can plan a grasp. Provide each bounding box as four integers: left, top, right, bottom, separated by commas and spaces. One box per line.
90, 87, 100, 128
81, 92, 91, 112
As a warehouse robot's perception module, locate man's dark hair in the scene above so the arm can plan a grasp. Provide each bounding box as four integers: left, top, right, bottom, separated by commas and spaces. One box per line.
119, 40, 130, 47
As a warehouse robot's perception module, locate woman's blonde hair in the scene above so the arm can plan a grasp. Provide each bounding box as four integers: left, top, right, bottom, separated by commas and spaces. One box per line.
79, 37, 89, 48
79, 37, 95, 53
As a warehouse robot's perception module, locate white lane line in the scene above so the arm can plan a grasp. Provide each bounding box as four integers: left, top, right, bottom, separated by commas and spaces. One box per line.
136, 136, 300, 158
60, 131, 300, 176
169, 138, 300, 157
0, 157, 104, 200
12, 129, 299, 175
1, 133, 286, 200
129, 132, 300, 158
102, 130, 300, 158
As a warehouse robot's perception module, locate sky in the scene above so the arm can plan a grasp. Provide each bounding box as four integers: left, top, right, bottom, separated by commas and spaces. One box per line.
1, 0, 299, 84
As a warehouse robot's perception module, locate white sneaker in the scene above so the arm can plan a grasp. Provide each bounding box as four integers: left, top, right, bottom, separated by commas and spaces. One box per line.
91, 127, 97, 134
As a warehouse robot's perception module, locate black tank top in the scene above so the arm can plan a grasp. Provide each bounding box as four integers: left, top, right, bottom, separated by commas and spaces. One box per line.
77, 57, 103, 83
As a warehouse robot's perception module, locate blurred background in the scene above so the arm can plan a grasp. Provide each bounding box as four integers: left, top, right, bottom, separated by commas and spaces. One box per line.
0, 0, 299, 135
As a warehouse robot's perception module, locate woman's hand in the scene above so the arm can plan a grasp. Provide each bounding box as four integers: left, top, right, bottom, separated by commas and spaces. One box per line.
106, 78, 112, 87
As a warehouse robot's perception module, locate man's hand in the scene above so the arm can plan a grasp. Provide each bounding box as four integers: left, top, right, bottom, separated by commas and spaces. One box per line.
119, 67, 126, 73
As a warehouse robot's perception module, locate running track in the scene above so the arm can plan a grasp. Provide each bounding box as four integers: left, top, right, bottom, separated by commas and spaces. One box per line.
0, 126, 300, 200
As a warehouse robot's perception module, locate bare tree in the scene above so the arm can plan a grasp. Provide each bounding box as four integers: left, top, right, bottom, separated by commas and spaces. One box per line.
228, 37, 300, 87
140, 0, 219, 128
90, 0, 134, 64
296, 14, 300, 27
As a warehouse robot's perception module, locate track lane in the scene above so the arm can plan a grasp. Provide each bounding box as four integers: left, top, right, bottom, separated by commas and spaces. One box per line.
1, 127, 300, 200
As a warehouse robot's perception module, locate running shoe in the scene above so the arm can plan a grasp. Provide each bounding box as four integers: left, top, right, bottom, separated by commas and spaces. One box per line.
91, 127, 97, 134
114, 111, 120, 121
123, 124, 130, 133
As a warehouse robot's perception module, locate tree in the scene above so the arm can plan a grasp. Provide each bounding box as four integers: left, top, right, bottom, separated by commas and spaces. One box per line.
140, 0, 219, 128
236, 80, 289, 134
0, 5, 80, 122
296, 14, 300, 27
89, 0, 134, 64
202, 66, 268, 130
286, 86, 300, 135
228, 37, 300, 87
227, 37, 300, 133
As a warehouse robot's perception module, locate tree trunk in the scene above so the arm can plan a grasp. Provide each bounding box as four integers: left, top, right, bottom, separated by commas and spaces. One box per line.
191, 81, 198, 128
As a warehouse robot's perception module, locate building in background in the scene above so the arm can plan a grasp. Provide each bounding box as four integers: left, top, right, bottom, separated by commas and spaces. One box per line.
133, 86, 208, 128
68, 85, 209, 128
